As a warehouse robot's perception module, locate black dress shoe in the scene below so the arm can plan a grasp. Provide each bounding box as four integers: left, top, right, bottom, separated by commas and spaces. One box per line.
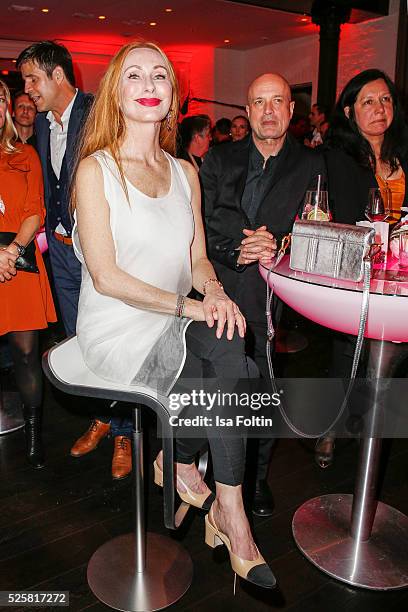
252, 480, 274, 517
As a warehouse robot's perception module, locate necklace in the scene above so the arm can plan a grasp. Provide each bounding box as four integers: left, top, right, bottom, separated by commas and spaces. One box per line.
376, 158, 401, 182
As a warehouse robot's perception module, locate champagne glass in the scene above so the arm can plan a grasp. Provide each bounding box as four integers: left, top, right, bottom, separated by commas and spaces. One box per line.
365, 188, 391, 222
301, 190, 330, 221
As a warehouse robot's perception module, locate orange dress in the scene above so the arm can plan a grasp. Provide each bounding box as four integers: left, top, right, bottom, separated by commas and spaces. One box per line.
0, 144, 56, 334
376, 171, 406, 224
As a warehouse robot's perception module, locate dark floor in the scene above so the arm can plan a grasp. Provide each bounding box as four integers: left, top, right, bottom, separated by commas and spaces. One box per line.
0, 314, 407, 612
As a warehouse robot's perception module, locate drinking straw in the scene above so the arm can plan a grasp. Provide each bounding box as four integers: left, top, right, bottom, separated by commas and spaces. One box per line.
316, 174, 321, 204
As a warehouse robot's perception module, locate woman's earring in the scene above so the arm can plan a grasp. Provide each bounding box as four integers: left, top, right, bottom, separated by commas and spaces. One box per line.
166, 110, 173, 131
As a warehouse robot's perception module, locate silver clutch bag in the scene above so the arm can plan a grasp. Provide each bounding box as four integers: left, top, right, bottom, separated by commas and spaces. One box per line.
289, 220, 375, 282
266, 220, 377, 438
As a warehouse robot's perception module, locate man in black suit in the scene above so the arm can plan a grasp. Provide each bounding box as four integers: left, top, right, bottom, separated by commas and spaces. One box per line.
201, 73, 325, 515
17, 41, 132, 479
177, 115, 211, 170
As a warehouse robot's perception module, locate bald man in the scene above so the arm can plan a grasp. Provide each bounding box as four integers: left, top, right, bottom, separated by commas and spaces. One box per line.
200, 73, 326, 516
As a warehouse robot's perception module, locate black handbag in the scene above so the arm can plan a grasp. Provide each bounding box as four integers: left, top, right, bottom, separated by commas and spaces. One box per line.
0, 232, 39, 274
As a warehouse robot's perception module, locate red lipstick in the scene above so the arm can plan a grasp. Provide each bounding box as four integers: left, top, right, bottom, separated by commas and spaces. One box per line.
136, 98, 161, 106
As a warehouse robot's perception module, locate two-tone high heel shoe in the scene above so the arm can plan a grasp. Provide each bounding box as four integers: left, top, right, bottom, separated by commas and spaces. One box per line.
205, 506, 276, 589
153, 459, 215, 511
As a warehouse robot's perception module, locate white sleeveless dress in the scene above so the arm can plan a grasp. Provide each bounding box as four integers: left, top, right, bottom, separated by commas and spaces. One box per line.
72, 150, 194, 394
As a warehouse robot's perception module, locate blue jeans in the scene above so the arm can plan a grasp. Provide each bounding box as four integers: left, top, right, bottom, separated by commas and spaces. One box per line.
48, 233, 81, 336
98, 412, 132, 437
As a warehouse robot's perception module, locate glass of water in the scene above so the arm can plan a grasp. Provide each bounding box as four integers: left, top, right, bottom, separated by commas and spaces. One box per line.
301, 190, 330, 221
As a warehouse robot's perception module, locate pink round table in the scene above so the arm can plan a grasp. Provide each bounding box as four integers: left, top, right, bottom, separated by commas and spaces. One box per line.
260, 256, 408, 590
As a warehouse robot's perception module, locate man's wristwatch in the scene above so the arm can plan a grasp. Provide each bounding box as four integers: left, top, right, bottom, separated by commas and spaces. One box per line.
11, 241, 26, 256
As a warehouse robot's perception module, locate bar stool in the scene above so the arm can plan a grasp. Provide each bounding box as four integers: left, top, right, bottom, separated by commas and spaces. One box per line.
43, 336, 197, 611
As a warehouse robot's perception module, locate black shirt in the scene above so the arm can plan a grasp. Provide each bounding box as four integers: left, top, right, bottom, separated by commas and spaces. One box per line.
17, 133, 37, 150
241, 136, 287, 227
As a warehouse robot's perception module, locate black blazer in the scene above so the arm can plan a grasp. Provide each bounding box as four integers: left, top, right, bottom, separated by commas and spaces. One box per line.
177, 148, 202, 168
324, 148, 408, 225
35, 90, 93, 233
200, 133, 326, 322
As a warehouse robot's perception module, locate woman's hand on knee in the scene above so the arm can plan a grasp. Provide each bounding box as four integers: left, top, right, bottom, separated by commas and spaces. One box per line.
202, 290, 246, 340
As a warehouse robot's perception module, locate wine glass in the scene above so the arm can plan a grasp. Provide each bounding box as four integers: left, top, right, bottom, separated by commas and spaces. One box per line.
365, 188, 391, 222
399, 232, 408, 269
301, 190, 330, 221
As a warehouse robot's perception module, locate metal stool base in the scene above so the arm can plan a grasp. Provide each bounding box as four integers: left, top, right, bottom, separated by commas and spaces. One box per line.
0, 392, 24, 435
292, 494, 408, 590
87, 532, 193, 611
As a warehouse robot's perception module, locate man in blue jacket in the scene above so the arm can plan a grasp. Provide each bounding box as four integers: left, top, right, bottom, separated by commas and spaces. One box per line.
17, 41, 132, 479
17, 41, 92, 335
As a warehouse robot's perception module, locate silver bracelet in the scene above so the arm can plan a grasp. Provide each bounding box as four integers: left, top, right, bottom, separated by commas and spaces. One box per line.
175, 294, 186, 318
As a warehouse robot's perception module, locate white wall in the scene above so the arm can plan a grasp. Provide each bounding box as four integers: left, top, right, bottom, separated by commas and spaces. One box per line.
214, 35, 319, 120
214, 7, 400, 118
213, 48, 247, 117
245, 34, 320, 102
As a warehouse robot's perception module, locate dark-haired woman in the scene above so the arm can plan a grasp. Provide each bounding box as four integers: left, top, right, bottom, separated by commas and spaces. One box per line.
0, 79, 56, 468
315, 69, 408, 467
325, 68, 408, 225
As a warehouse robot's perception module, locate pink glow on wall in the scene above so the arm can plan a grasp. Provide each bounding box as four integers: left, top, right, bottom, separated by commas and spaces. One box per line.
57, 38, 216, 120
337, 14, 399, 98
165, 45, 215, 121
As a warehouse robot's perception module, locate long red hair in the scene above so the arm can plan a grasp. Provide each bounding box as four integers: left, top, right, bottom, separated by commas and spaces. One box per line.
72, 40, 179, 209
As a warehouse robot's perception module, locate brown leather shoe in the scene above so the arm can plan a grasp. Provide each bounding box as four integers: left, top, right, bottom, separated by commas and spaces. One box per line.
112, 436, 132, 480
70, 419, 110, 457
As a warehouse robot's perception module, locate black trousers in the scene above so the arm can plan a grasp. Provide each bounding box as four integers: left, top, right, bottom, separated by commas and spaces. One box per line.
244, 320, 275, 480
174, 321, 254, 486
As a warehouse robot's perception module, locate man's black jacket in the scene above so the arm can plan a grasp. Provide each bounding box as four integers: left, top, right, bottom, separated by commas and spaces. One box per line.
200, 133, 326, 323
